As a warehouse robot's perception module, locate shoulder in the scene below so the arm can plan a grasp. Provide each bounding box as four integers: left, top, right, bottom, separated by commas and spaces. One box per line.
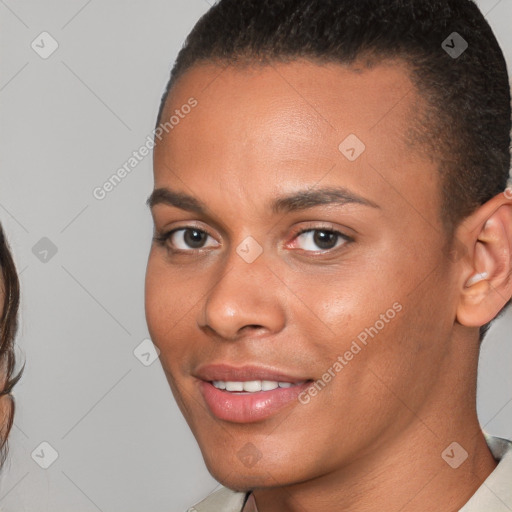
187, 486, 248, 512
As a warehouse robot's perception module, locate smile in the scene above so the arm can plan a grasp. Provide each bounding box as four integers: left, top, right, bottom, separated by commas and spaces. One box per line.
195, 364, 313, 423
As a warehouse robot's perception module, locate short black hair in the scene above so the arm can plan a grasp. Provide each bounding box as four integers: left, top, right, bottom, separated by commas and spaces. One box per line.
157, 0, 512, 340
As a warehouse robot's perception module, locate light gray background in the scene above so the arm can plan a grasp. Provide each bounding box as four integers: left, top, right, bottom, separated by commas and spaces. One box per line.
0, 1, 511, 511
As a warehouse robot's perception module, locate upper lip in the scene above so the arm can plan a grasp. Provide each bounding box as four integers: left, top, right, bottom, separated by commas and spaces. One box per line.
195, 364, 310, 383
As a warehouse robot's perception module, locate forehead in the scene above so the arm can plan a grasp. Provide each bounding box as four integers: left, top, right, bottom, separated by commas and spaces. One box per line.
154, 59, 440, 226
158, 58, 421, 167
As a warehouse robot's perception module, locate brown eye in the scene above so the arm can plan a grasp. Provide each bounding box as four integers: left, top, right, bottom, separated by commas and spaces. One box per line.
161, 228, 219, 251
179, 229, 208, 249
294, 229, 350, 252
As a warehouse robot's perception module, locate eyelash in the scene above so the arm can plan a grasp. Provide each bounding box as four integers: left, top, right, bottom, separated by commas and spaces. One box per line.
153, 225, 353, 255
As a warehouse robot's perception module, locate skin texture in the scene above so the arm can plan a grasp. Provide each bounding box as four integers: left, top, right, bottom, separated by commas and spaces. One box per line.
145, 60, 512, 511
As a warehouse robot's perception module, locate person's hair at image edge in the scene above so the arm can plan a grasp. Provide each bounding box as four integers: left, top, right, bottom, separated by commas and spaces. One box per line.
156, 0, 512, 341
0, 224, 23, 467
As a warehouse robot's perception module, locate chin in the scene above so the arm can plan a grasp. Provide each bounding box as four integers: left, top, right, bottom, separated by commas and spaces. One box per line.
202, 448, 305, 491
208, 466, 280, 492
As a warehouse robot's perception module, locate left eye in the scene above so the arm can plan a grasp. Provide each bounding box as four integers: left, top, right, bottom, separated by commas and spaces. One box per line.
292, 229, 350, 252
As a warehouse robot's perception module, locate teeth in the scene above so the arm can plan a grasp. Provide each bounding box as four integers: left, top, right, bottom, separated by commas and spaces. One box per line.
243, 380, 262, 392
225, 381, 244, 392
212, 380, 300, 392
261, 380, 279, 391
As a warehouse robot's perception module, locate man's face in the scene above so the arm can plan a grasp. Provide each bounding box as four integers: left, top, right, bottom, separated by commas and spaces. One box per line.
145, 60, 459, 489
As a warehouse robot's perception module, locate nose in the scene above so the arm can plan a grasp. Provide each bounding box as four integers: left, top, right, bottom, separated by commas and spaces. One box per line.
198, 249, 286, 341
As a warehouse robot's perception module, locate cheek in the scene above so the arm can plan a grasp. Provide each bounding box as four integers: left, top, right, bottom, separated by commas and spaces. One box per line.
285, 260, 403, 346
144, 253, 184, 347
284, 250, 442, 395
144, 264, 166, 339
145, 252, 211, 374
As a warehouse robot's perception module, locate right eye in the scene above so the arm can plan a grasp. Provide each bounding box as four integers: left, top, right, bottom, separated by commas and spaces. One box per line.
154, 227, 220, 252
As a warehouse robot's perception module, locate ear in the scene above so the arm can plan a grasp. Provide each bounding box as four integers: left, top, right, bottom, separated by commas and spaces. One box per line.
456, 188, 512, 328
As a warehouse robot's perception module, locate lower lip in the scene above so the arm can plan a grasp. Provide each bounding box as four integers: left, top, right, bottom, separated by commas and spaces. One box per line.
199, 380, 311, 423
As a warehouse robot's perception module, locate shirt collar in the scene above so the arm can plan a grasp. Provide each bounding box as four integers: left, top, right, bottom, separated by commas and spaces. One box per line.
458, 433, 512, 511
242, 492, 258, 512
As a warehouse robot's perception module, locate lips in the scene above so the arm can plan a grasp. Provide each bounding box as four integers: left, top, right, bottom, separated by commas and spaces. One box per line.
195, 364, 309, 384
195, 364, 312, 423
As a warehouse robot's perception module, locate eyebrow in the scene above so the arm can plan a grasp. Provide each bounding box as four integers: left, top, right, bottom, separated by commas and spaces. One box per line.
146, 186, 380, 215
